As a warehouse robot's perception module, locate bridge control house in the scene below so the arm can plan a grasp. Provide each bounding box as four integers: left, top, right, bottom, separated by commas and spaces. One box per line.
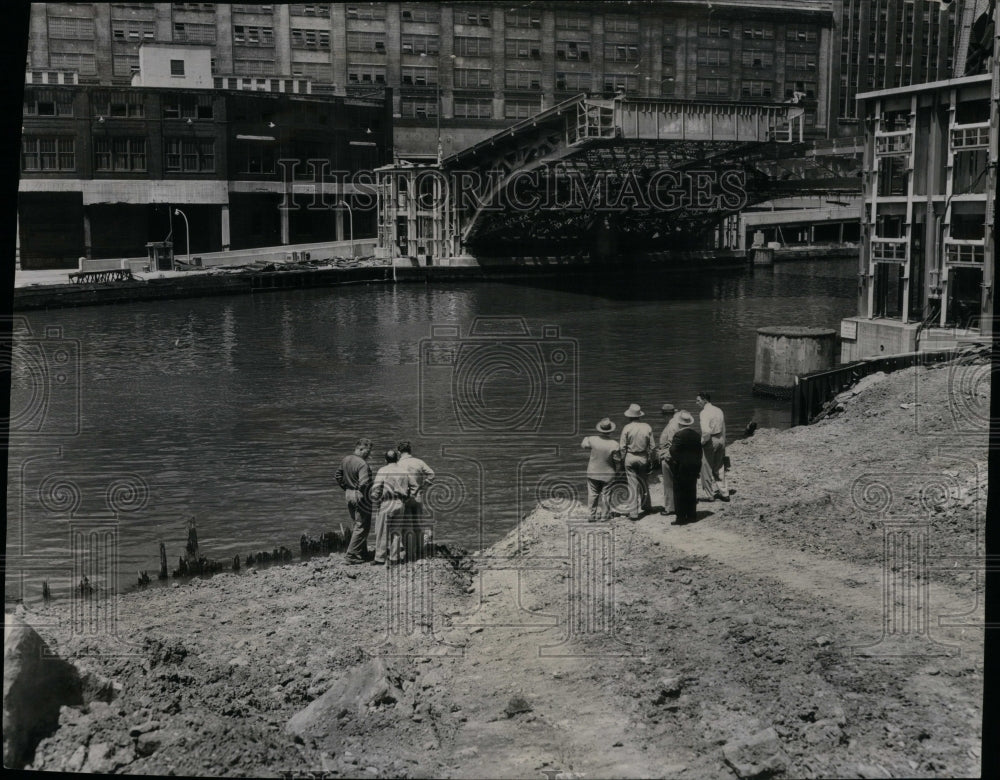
18, 43, 391, 269
840, 54, 997, 360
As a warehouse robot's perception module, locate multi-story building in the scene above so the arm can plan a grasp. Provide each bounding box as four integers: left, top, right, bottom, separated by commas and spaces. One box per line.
18, 43, 391, 268
27, 1, 838, 156
831, 0, 968, 136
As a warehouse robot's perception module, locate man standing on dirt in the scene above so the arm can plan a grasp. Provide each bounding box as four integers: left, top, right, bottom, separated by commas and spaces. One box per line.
336, 437, 373, 565
657, 403, 682, 516
370, 449, 418, 565
696, 392, 729, 502
398, 441, 435, 558
581, 417, 620, 521
619, 404, 654, 521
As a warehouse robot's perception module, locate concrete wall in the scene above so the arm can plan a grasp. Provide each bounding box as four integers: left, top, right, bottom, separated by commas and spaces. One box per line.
839, 317, 919, 362
136, 43, 214, 89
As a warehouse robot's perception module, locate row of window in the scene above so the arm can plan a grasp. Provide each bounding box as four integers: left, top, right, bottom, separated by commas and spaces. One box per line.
694, 79, 816, 99
700, 22, 818, 41
24, 90, 215, 119
22, 136, 217, 173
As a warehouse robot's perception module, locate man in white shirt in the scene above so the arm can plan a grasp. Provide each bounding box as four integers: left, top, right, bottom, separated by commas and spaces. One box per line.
370, 450, 418, 565
619, 404, 654, 520
398, 440, 436, 559
581, 417, 620, 521
696, 392, 729, 501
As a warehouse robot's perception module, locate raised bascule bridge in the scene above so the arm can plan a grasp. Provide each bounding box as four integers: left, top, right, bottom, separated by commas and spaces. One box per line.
375, 94, 860, 266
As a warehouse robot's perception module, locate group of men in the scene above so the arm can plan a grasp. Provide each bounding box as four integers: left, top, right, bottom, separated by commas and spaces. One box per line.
581, 392, 729, 524
335, 439, 435, 565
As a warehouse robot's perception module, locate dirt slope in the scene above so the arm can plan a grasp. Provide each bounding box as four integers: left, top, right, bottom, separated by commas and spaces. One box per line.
21, 361, 986, 778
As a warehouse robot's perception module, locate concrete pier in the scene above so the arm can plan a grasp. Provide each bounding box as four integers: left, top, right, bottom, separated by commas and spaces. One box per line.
753, 326, 838, 398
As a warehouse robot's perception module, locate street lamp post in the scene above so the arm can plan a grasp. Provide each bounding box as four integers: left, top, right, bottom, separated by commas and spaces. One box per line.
337, 200, 354, 257
174, 208, 190, 268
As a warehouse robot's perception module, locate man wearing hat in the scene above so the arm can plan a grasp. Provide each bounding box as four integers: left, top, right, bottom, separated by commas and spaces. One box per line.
619, 404, 654, 520
668, 411, 703, 524
581, 418, 620, 521
657, 404, 682, 516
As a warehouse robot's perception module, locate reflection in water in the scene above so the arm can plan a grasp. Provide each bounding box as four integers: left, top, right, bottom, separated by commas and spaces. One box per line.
6, 259, 857, 598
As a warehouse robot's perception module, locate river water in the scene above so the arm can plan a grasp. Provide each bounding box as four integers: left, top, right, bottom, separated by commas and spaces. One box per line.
6, 258, 857, 599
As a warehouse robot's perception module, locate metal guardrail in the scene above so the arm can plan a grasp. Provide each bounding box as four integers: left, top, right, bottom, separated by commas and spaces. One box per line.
790, 349, 958, 426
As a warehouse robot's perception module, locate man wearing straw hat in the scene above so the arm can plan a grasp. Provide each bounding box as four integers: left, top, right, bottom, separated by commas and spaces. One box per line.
668, 411, 703, 524
581, 417, 620, 521
657, 403, 682, 517
619, 403, 654, 521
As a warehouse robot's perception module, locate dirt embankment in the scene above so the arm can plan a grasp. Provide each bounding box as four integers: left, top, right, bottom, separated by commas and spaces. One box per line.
20, 360, 987, 778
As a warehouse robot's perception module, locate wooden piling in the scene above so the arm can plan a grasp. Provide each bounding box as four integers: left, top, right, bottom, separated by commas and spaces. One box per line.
159, 542, 168, 580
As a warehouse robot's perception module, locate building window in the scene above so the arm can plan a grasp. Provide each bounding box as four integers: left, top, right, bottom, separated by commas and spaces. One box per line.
401, 66, 438, 86
603, 73, 638, 94
48, 16, 95, 40
453, 36, 489, 56
232, 4, 273, 13
233, 25, 274, 46
23, 89, 74, 117
173, 22, 216, 43
163, 94, 214, 119
505, 70, 541, 89
785, 25, 818, 43
506, 38, 541, 59
170, 59, 185, 76
505, 9, 540, 28
112, 54, 141, 77
91, 90, 145, 118
504, 98, 541, 119
555, 12, 590, 31
400, 97, 438, 118
111, 20, 155, 43
786, 53, 817, 71
171, 3, 217, 11
94, 137, 146, 172
455, 6, 491, 26
785, 81, 816, 100
605, 44, 640, 63
346, 4, 386, 21
239, 140, 276, 174
696, 78, 729, 96
291, 28, 331, 49
164, 138, 215, 172
555, 71, 591, 91
743, 23, 775, 40
605, 14, 639, 34
698, 48, 730, 67
741, 80, 773, 98
453, 97, 492, 118
454, 67, 491, 88
698, 21, 731, 38
347, 31, 388, 52
555, 40, 590, 61
401, 33, 440, 55
21, 137, 75, 171
292, 62, 333, 82
234, 59, 277, 76
49, 53, 97, 76
740, 49, 774, 68
401, 5, 439, 23
290, 3, 330, 17
347, 64, 387, 85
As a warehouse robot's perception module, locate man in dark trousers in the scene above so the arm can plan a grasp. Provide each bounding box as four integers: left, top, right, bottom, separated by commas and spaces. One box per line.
336, 437, 373, 564
668, 412, 703, 524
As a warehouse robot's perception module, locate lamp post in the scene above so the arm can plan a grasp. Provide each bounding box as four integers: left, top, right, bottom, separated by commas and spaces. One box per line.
337, 200, 354, 257
174, 208, 190, 267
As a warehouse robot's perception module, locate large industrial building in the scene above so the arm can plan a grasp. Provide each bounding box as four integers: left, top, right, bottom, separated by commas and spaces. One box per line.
18, 43, 391, 268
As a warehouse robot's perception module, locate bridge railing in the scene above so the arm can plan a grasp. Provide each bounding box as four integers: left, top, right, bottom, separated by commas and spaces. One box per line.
610, 98, 798, 144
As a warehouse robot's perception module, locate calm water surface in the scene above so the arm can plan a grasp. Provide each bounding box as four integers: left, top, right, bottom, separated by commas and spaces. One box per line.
6, 259, 856, 598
